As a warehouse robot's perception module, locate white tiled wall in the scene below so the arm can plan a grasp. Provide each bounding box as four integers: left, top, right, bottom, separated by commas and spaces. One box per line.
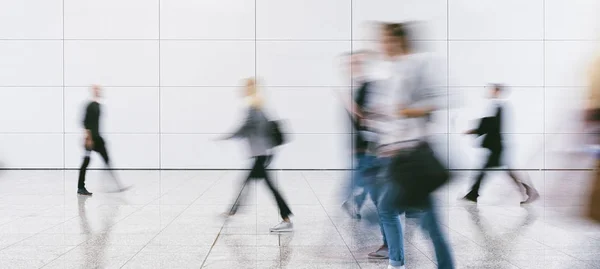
63, 0, 159, 39
159, 41, 255, 86
0, 1, 598, 169
160, 0, 255, 40
64, 41, 160, 87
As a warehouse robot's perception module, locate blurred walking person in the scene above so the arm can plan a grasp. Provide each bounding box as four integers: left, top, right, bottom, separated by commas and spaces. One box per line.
584, 51, 600, 222
337, 50, 377, 219
463, 84, 539, 204
77, 85, 128, 196
336, 50, 390, 259
220, 78, 293, 232
364, 23, 454, 269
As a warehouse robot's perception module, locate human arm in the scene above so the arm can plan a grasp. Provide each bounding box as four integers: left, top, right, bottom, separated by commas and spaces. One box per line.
399, 55, 445, 118
224, 108, 255, 140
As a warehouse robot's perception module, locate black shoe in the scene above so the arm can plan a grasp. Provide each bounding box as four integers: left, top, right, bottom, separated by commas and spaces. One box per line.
520, 184, 540, 205
77, 188, 93, 196
463, 194, 477, 203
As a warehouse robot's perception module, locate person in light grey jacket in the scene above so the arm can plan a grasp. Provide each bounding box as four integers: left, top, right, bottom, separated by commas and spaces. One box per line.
221, 78, 293, 232
364, 23, 453, 269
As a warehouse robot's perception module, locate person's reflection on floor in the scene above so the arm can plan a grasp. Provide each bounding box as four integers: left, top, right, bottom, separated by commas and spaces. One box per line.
77, 195, 91, 234
77, 195, 123, 268
463, 204, 537, 259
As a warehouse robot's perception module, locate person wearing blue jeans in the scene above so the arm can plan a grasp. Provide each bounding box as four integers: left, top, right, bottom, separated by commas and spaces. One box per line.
374, 158, 404, 266
362, 22, 453, 268
339, 51, 377, 219
342, 152, 391, 259
377, 156, 454, 269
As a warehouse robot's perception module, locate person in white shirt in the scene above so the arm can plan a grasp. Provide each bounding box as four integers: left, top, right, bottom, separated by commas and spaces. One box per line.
364, 23, 454, 269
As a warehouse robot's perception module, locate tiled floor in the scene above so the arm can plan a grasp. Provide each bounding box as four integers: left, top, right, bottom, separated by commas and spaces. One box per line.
0, 168, 599, 268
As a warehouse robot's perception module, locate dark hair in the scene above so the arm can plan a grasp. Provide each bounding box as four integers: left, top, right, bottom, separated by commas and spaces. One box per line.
382, 23, 401, 34
489, 83, 504, 92
389, 23, 412, 51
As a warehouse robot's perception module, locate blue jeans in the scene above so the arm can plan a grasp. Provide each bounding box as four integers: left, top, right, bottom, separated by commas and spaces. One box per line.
417, 202, 454, 269
375, 158, 404, 266
367, 172, 387, 246
345, 153, 388, 246
343, 153, 377, 210
377, 157, 454, 269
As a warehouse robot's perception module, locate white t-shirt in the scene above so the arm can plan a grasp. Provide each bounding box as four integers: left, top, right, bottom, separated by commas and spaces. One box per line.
364, 55, 424, 152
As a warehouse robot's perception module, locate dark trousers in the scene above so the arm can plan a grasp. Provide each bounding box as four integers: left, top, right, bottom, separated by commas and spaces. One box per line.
230, 155, 292, 219
467, 149, 524, 198
466, 150, 501, 197
78, 138, 118, 189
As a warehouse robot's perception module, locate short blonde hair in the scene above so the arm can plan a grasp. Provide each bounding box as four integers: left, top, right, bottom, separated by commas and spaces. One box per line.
245, 77, 263, 108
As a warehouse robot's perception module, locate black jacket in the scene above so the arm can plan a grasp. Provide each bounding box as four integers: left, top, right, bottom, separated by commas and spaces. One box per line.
474, 105, 503, 152
350, 81, 371, 151
83, 101, 101, 140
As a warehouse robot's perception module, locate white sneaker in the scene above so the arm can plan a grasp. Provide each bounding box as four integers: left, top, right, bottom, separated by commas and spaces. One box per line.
387, 265, 405, 269
270, 221, 293, 232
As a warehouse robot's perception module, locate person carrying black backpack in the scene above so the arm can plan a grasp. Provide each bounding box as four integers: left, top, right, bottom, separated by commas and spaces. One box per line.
219, 78, 293, 232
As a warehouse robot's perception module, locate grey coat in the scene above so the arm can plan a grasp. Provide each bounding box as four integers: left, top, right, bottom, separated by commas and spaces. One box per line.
228, 107, 273, 157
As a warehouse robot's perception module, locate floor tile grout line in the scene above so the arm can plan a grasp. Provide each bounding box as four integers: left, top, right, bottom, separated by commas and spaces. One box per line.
36, 171, 203, 268
298, 171, 361, 268
118, 171, 228, 269
197, 174, 247, 268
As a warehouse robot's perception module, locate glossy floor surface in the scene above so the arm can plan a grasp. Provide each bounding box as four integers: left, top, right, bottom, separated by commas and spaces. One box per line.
0, 168, 599, 269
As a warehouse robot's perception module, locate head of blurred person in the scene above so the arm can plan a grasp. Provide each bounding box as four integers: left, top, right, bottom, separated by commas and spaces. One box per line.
488, 83, 505, 99
243, 77, 263, 108
91, 85, 102, 100
380, 23, 412, 58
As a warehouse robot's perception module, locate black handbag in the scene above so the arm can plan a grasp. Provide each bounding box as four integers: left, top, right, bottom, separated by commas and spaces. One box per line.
269, 120, 285, 147
390, 142, 450, 208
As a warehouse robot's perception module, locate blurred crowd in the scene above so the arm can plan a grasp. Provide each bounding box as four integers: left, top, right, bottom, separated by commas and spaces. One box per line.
1, 18, 600, 269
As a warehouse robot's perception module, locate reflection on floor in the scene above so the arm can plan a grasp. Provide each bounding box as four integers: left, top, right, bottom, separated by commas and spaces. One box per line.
0, 169, 598, 269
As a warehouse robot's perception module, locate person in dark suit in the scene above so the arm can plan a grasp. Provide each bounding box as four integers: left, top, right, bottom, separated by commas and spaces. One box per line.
463, 84, 539, 204
77, 85, 128, 196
